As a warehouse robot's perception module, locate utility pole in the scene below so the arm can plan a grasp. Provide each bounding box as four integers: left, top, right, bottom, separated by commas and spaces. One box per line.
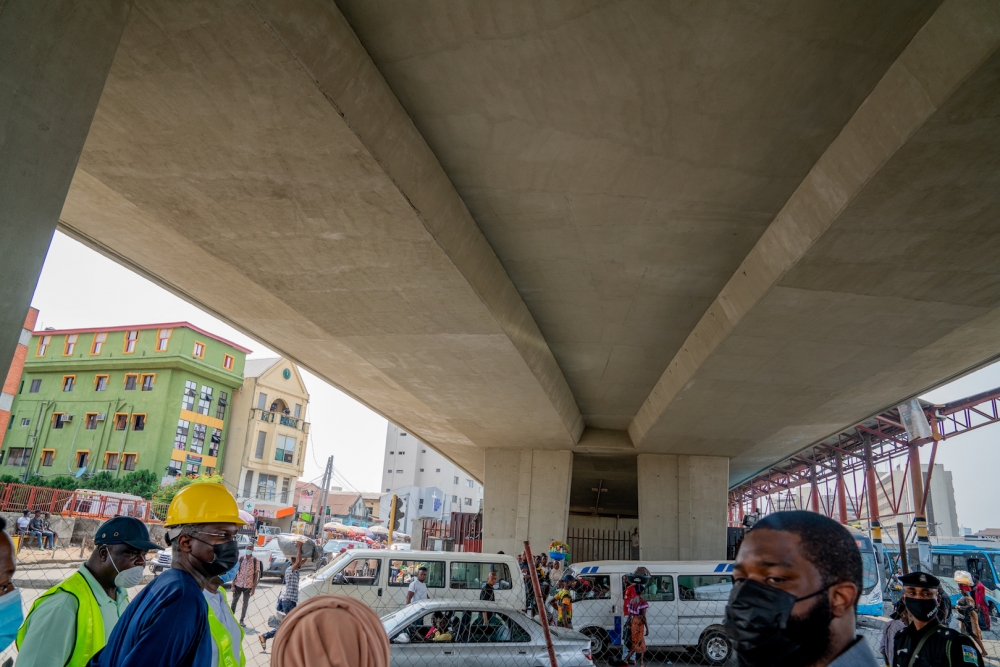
313, 456, 333, 538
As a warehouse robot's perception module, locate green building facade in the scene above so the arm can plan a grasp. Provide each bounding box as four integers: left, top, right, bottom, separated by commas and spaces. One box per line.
1, 323, 248, 484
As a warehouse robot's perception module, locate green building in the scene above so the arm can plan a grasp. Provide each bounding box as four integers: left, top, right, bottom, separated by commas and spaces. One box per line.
1, 323, 249, 483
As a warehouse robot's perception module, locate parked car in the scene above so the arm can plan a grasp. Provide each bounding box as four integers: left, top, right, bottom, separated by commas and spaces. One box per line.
317, 540, 363, 568
383, 600, 593, 667
253, 537, 291, 579
149, 549, 172, 576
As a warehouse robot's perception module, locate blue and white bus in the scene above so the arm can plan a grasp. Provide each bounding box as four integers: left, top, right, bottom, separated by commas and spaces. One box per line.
847, 528, 884, 617
884, 540, 1000, 619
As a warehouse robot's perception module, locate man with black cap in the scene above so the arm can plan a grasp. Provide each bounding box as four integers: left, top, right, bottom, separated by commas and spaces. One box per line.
15, 516, 159, 667
892, 571, 983, 667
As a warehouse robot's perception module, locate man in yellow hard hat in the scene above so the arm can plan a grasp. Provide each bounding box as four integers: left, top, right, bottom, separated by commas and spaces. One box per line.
89, 483, 243, 667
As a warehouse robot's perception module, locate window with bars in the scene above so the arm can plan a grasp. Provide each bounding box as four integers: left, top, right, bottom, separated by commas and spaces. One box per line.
182, 381, 197, 411
174, 420, 190, 449
197, 385, 212, 416
190, 424, 206, 454
209, 428, 221, 457
256, 474, 277, 501
216, 392, 228, 420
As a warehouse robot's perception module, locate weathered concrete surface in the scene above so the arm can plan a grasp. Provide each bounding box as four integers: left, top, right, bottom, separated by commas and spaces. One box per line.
51, 0, 1000, 487
0, 1, 131, 384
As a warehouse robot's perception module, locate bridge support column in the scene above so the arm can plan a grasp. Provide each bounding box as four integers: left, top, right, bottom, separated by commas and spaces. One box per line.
482, 449, 572, 556
637, 454, 728, 561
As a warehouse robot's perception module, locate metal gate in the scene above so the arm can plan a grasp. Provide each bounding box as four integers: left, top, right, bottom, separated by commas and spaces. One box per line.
567, 528, 632, 562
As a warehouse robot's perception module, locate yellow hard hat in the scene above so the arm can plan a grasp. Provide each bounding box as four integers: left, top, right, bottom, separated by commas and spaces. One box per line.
164, 483, 244, 527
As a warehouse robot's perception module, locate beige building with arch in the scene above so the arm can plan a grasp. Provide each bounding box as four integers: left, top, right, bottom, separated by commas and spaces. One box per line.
223, 357, 310, 530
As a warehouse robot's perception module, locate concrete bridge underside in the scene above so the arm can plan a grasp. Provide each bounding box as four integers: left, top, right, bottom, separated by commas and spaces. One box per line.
5, 1, 1000, 557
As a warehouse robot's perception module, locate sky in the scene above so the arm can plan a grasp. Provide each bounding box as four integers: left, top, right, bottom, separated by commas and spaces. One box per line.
29, 232, 1000, 531
30, 232, 388, 492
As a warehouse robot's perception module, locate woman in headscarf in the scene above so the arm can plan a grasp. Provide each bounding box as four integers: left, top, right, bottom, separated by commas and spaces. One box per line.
625, 584, 648, 667
271, 595, 390, 667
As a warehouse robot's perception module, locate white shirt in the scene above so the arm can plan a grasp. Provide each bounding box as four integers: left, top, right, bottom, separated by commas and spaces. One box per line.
408, 579, 428, 602
203, 589, 241, 667
16, 517, 30, 530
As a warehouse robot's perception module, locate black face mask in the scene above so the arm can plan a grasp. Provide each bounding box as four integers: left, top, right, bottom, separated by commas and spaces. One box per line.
903, 596, 939, 622
192, 537, 240, 577
724, 579, 833, 667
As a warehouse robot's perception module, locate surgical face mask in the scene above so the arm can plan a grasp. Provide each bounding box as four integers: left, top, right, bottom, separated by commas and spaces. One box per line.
219, 557, 240, 584
192, 537, 240, 577
903, 595, 939, 622
106, 548, 144, 589
0, 589, 23, 651
723, 578, 833, 667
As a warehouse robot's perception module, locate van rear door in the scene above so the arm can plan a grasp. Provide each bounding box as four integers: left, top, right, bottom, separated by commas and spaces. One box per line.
676, 573, 733, 648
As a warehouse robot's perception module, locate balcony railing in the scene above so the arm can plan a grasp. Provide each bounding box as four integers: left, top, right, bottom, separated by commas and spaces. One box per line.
253, 408, 309, 433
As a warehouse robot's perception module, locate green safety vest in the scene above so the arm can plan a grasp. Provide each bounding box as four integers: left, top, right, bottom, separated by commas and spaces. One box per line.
207, 588, 246, 667
16, 571, 106, 667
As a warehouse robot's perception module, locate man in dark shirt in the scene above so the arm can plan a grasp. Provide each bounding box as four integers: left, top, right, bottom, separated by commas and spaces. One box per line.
892, 571, 983, 667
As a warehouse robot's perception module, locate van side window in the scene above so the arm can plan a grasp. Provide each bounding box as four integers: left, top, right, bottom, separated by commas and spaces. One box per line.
390, 560, 446, 588
574, 575, 611, 600
643, 575, 675, 602
450, 562, 512, 590
333, 558, 381, 586
678, 575, 733, 601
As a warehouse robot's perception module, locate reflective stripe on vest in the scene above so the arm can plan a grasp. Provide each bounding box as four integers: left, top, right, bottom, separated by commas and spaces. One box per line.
15, 571, 105, 667
207, 588, 245, 667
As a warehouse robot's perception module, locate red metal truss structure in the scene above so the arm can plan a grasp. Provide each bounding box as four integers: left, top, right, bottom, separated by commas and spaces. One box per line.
729, 386, 1000, 524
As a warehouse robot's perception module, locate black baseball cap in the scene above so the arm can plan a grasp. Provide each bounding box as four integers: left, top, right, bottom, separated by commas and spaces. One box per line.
94, 517, 160, 551
899, 571, 940, 588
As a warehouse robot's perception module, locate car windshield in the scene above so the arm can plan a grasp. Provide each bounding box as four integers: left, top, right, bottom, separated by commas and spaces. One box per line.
313, 551, 352, 581
381, 607, 415, 635
861, 552, 878, 594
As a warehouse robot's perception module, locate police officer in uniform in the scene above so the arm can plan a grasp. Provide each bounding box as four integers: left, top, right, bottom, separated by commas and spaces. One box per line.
893, 571, 983, 667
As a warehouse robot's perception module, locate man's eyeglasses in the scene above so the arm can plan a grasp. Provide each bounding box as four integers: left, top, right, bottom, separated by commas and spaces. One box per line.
194, 531, 238, 542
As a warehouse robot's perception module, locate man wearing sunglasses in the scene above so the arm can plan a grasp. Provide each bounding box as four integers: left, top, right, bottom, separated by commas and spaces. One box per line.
90, 483, 244, 667
16, 516, 158, 667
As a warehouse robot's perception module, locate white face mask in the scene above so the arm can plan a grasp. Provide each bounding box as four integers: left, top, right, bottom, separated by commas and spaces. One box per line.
107, 549, 144, 589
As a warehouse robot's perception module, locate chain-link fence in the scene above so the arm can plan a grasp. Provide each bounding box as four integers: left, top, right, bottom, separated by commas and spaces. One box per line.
4, 542, 1000, 667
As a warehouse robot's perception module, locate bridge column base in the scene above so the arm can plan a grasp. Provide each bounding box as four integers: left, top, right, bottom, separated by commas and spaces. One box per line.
638, 454, 728, 561
482, 448, 572, 556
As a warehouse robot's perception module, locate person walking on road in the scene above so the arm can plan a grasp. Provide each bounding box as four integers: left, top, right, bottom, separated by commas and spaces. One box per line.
230, 547, 262, 625
260, 546, 304, 650
15, 516, 157, 667
625, 584, 649, 667
89, 483, 244, 667
957, 584, 989, 658
891, 571, 983, 667
622, 567, 651, 662
973, 575, 991, 631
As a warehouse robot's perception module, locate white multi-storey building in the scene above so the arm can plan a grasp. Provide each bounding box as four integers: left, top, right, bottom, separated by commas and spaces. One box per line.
380, 423, 482, 516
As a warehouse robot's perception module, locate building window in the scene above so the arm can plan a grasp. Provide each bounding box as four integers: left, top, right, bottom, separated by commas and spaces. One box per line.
85, 413, 98, 430
197, 385, 212, 415
275, 435, 295, 464
63, 334, 78, 356
29, 379, 41, 393
242, 471, 254, 498
91, 332, 107, 355
141, 374, 155, 391
114, 414, 128, 431
122, 453, 137, 471
422, 449, 427, 453
132, 414, 146, 431
209, 428, 221, 457
280, 477, 290, 504
76, 451, 90, 468
387, 469, 392, 473
36, 335, 51, 357
223, 354, 234, 370
175, 420, 190, 449
52, 413, 67, 429
254, 431, 266, 459
167, 460, 182, 476
386, 488, 390, 492
435, 468, 441, 473
192, 341, 205, 358
419, 468, 424, 472
105, 453, 119, 470
124, 374, 138, 391
294, 404, 301, 418
7, 448, 32, 466
400, 432, 407, 436
156, 328, 171, 352
256, 474, 277, 501
389, 451, 394, 455
95, 375, 108, 391
123, 330, 138, 353
398, 451, 405, 455
418, 498, 424, 510
396, 469, 403, 474
182, 380, 197, 411
453, 476, 459, 485
41, 450, 54, 467
467, 479, 473, 488
464, 497, 472, 506
215, 392, 228, 420
185, 462, 200, 475
20, 418, 29, 427
451, 495, 458, 504
63, 375, 75, 392
256, 392, 267, 410
190, 423, 206, 454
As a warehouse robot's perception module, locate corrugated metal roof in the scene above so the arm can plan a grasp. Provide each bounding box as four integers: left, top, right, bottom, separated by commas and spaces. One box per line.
243, 357, 281, 378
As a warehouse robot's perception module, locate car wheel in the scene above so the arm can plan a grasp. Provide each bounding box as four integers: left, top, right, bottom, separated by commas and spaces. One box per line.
990, 601, 999, 620
580, 627, 611, 660
697, 629, 731, 666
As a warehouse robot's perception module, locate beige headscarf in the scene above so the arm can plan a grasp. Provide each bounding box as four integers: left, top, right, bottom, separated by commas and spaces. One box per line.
271, 595, 390, 667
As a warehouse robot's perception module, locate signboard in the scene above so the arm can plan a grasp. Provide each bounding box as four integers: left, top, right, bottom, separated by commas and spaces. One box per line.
243, 500, 255, 512
186, 454, 202, 464
300, 512, 313, 522
432, 497, 442, 512
298, 489, 314, 513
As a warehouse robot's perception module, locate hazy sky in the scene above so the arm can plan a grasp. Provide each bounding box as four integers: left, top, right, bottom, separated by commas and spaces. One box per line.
30, 232, 1000, 530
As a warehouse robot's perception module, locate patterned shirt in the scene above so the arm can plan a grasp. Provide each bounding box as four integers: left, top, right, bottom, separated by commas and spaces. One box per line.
232, 555, 259, 589
283, 567, 300, 603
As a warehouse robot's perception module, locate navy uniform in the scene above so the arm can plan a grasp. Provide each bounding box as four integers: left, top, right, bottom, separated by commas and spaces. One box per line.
893, 572, 983, 667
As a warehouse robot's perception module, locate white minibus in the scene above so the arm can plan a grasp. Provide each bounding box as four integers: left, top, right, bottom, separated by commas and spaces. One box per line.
298, 549, 525, 616
567, 560, 735, 665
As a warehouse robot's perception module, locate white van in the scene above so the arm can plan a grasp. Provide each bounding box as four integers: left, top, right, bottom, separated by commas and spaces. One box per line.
567, 560, 735, 665
298, 550, 526, 617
